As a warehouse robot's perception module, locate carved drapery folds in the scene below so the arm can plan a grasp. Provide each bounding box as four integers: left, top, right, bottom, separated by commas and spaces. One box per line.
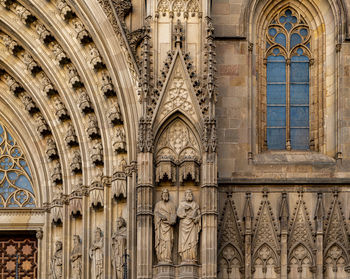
51, 192, 64, 224
70, 235, 82, 279
154, 189, 177, 263
155, 119, 200, 184
111, 217, 127, 278
51, 241, 63, 279
90, 227, 104, 279
156, 0, 200, 18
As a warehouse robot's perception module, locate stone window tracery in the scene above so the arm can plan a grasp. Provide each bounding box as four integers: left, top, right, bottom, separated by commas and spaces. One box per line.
262, 8, 312, 151
0, 123, 35, 208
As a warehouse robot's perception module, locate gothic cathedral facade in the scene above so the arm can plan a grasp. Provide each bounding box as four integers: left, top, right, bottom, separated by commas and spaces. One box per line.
0, 0, 349, 278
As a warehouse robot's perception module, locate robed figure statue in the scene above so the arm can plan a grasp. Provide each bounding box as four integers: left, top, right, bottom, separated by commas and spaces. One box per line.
70, 235, 82, 279
177, 189, 201, 263
111, 217, 127, 279
51, 241, 63, 279
89, 227, 104, 278
154, 189, 177, 263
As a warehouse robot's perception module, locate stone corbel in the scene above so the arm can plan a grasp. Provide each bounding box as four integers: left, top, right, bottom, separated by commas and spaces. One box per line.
69, 189, 83, 217
51, 197, 65, 224
89, 175, 104, 208
112, 171, 126, 199
155, 158, 176, 184
179, 159, 200, 184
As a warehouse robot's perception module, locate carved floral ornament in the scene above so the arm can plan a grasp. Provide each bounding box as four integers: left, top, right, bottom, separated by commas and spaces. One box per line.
156, 0, 200, 17
155, 119, 200, 183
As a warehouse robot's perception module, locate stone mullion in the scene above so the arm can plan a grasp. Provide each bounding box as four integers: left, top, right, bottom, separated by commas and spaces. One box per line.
315, 193, 324, 279
244, 193, 253, 279
200, 153, 218, 279
137, 152, 153, 279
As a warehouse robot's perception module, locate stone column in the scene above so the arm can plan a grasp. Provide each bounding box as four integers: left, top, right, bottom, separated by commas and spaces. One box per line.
137, 152, 153, 279
243, 193, 253, 279
315, 193, 324, 279
279, 193, 289, 279
200, 152, 217, 279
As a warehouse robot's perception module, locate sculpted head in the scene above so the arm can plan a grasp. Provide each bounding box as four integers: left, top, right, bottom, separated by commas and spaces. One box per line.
55, 240, 63, 251
95, 227, 102, 240
116, 217, 126, 229
161, 189, 170, 202
185, 189, 193, 202
73, 235, 80, 245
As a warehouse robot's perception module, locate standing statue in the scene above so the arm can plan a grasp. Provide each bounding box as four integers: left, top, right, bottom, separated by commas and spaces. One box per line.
89, 227, 104, 279
154, 189, 176, 263
177, 189, 201, 263
111, 217, 127, 279
51, 241, 63, 279
70, 235, 82, 279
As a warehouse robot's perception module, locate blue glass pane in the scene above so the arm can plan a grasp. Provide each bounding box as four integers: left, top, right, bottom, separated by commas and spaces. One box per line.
290, 84, 309, 104
14, 175, 34, 194
267, 84, 286, 104
267, 60, 286, 82
291, 128, 309, 149
267, 54, 285, 61
291, 33, 302, 48
267, 107, 286, 127
290, 62, 309, 82
267, 128, 286, 149
275, 33, 286, 47
285, 22, 292, 31
269, 28, 277, 36
290, 106, 309, 127
300, 28, 308, 37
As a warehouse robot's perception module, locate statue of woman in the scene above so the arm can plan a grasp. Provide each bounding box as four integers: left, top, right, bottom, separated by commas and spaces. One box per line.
90, 227, 104, 278
111, 217, 127, 279
70, 235, 82, 279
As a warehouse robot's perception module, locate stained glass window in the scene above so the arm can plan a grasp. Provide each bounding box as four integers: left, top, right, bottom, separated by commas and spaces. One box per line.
0, 123, 35, 208
266, 8, 311, 150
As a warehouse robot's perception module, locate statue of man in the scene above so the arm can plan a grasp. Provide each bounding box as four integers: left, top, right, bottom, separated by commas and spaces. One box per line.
177, 189, 201, 263
111, 217, 127, 279
89, 227, 104, 279
154, 189, 176, 263
70, 235, 82, 279
51, 241, 63, 279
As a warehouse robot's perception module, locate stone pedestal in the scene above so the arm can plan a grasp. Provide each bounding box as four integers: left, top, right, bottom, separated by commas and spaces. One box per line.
179, 263, 199, 279
156, 263, 175, 279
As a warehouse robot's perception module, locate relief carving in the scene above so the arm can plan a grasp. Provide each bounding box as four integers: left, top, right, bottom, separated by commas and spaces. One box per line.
46, 137, 58, 160
90, 227, 104, 279
89, 45, 105, 70
86, 115, 100, 139
108, 102, 123, 125
101, 71, 116, 97
70, 235, 82, 279
70, 151, 82, 174
113, 127, 127, 153
154, 189, 176, 263
67, 64, 83, 89
91, 141, 103, 165
112, 158, 127, 199
35, 113, 51, 137
57, 0, 75, 21
72, 19, 92, 45
111, 217, 127, 279
65, 124, 79, 147
177, 189, 201, 263
78, 89, 93, 113
51, 241, 63, 279
54, 97, 70, 121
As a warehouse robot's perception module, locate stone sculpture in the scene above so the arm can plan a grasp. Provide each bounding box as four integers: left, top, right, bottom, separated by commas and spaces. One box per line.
51, 240, 63, 279
111, 217, 127, 279
177, 189, 201, 263
89, 227, 104, 279
70, 235, 82, 279
154, 189, 176, 263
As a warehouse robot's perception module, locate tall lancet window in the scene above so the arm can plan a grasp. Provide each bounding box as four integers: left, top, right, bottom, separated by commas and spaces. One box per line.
265, 8, 311, 150
0, 123, 35, 208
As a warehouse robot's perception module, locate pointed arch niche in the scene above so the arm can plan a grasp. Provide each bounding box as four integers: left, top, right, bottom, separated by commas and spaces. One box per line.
154, 116, 201, 186
249, 0, 341, 157
0, 121, 36, 208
